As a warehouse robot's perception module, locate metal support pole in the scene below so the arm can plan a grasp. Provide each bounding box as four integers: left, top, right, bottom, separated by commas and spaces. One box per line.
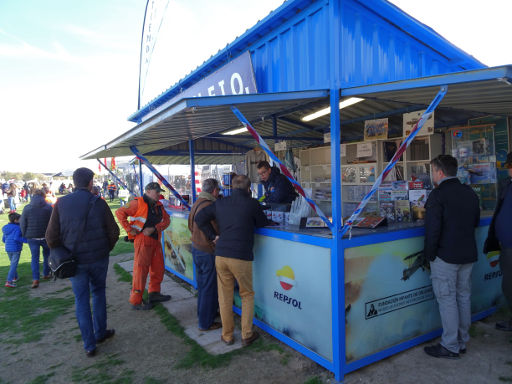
329, 0, 344, 381
130, 145, 191, 209
189, 140, 197, 203
96, 159, 136, 197
139, 160, 143, 196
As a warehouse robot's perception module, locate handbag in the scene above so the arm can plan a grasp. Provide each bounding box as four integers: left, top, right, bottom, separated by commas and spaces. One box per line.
49, 196, 98, 279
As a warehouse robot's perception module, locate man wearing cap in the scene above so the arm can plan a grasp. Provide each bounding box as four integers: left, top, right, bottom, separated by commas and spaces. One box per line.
485, 152, 512, 331
116, 182, 171, 310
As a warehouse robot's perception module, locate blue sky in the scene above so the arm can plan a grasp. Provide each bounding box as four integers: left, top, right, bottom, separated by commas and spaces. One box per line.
1, 0, 511, 173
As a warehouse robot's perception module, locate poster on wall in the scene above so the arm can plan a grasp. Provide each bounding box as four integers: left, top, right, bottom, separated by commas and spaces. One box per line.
344, 226, 502, 363
234, 235, 333, 361
162, 214, 194, 281
403, 110, 434, 136
364, 118, 388, 140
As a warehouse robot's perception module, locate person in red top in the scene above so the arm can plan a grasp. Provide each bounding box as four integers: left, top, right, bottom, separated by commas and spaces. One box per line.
116, 182, 171, 310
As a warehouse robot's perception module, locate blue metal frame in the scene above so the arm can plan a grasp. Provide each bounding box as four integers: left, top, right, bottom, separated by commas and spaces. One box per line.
189, 140, 197, 203
343, 306, 496, 374
343, 217, 493, 249
341, 65, 512, 97
139, 161, 143, 196
231, 306, 334, 371
255, 227, 331, 248
97, 158, 136, 197
131, 145, 191, 209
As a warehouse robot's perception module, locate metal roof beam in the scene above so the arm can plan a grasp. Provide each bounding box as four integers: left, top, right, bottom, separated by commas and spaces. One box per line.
207, 134, 323, 141
339, 104, 427, 125
143, 149, 245, 156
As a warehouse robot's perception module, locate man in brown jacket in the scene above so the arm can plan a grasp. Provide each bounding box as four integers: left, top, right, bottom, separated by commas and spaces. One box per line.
188, 178, 221, 331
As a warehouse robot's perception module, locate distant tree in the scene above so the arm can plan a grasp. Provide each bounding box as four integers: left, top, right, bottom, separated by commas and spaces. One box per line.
1, 171, 22, 180
22, 172, 35, 181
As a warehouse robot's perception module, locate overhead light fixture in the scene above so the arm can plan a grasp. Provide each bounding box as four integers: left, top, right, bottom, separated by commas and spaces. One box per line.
302, 97, 364, 122
222, 127, 248, 135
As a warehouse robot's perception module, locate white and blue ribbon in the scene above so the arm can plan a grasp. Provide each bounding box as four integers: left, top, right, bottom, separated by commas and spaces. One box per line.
231, 106, 333, 230
340, 86, 448, 238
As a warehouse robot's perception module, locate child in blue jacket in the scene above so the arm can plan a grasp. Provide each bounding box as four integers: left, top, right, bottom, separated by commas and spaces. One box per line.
2, 212, 26, 287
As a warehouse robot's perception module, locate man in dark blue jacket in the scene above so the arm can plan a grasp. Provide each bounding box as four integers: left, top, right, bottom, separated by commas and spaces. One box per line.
484, 152, 512, 331
20, 189, 53, 288
46, 168, 119, 357
195, 175, 271, 347
423, 155, 480, 360
257, 161, 297, 206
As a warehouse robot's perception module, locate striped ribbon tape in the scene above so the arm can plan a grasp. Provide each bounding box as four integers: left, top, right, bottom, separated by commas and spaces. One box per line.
130, 146, 191, 210
340, 86, 447, 238
231, 106, 333, 230
97, 159, 136, 197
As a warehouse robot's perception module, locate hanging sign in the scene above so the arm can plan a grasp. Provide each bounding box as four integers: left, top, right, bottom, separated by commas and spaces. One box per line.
275, 141, 287, 151
341, 144, 346, 157
138, 51, 258, 122
364, 118, 388, 140
357, 142, 373, 158
403, 110, 435, 136
324, 133, 331, 143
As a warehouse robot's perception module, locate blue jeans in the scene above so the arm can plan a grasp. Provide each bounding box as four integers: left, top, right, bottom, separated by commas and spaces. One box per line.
8, 196, 16, 211
28, 239, 50, 280
70, 257, 109, 352
6, 252, 20, 282
192, 247, 218, 330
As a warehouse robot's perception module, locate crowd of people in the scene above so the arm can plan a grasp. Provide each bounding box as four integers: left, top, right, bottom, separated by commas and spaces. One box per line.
2, 154, 511, 360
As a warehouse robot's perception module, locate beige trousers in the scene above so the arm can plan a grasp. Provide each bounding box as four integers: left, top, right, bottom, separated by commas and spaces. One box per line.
215, 256, 254, 340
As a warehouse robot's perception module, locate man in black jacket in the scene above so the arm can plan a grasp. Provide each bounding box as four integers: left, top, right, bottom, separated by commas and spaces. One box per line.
195, 175, 271, 347
20, 189, 53, 288
46, 168, 119, 357
257, 161, 297, 206
423, 155, 480, 360
484, 152, 512, 331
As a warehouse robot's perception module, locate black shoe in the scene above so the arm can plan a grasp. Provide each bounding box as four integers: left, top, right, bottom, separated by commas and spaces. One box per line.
97, 329, 115, 343
242, 331, 260, 347
424, 343, 460, 359
148, 292, 171, 303
132, 301, 154, 311
460, 348, 466, 354
85, 348, 96, 357
496, 320, 512, 332
220, 335, 235, 346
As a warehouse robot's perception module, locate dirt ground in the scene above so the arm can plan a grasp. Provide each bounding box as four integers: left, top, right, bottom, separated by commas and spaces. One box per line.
1, 253, 511, 384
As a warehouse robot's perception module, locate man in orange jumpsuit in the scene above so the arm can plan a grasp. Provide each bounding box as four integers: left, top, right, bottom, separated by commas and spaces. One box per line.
116, 182, 171, 310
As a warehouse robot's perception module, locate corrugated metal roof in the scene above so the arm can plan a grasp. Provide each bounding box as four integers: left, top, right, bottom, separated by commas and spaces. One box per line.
81, 90, 328, 160
342, 65, 512, 116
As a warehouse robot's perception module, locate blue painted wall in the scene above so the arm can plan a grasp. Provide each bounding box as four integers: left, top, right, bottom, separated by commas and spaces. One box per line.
132, 0, 485, 122
247, 0, 484, 93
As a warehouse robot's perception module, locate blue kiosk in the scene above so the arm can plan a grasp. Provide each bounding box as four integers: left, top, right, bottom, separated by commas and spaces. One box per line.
82, 1, 511, 381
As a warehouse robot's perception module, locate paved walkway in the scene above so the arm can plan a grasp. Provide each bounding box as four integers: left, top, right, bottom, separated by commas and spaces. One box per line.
118, 260, 244, 355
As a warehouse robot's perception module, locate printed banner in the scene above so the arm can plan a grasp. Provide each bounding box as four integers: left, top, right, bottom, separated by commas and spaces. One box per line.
364, 118, 388, 140
234, 235, 333, 361
345, 225, 502, 362
163, 214, 194, 280
141, 51, 258, 121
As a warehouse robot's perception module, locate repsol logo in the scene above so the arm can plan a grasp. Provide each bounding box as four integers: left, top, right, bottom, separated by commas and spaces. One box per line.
484, 270, 502, 280
273, 291, 303, 310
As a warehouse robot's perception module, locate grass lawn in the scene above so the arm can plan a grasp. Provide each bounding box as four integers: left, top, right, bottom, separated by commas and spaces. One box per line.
0, 197, 133, 282
0, 196, 134, 347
